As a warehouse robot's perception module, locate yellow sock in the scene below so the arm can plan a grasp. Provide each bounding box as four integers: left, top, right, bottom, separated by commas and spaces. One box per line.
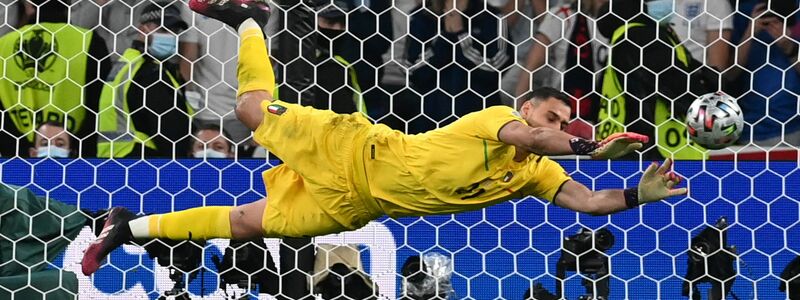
237, 18, 275, 97
129, 206, 233, 240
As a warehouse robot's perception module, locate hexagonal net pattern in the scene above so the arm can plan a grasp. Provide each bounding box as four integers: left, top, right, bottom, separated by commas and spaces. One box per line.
0, 0, 798, 299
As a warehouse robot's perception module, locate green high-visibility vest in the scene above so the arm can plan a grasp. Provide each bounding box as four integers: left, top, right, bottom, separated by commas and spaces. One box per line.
273, 55, 367, 117
333, 55, 368, 116
596, 23, 706, 159
0, 23, 91, 143
97, 48, 183, 157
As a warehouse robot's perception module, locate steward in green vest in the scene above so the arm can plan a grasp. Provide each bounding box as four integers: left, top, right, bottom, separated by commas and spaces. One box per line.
97, 2, 192, 158
312, 9, 367, 115
594, 0, 718, 160
0, 0, 110, 158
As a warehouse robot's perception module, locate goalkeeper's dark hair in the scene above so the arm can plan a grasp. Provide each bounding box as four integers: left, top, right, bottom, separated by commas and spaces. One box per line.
523, 87, 572, 109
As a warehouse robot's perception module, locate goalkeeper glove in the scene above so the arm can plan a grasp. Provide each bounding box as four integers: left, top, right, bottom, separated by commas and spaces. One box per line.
590, 132, 649, 159
634, 158, 688, 205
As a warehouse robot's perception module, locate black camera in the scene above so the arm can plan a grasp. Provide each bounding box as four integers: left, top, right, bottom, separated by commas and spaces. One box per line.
683, 217, 737, 300
780, 255, 800, 298
400, 255, 436, 300
562, 228, 615, 257
524, 282, 558, 300
314, 263, 376, 300
555, 228, 615, 299
558, 227, 615, 276
143, 239, 206, 300
399, 255, 452, 300
212, 239, 279, 297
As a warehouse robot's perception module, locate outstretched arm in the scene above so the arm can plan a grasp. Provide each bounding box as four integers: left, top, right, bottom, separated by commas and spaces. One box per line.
498, 121, 648, 159
553, 158, 687, 215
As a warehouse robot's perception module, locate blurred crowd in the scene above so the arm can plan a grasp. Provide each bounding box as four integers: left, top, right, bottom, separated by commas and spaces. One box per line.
0, 0, 798, 161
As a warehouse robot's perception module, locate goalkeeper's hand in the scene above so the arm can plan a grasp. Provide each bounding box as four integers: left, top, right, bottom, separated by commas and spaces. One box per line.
590, 132, 649, 159
637, 158, 688, 204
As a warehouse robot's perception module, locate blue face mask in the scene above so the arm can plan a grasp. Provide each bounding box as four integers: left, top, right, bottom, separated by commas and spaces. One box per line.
36, 146, 70, 158
647, 0, 674, 24
148, 32, 177, 60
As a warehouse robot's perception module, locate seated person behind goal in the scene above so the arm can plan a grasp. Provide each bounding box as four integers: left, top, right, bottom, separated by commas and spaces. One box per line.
29, 122, 74, 158
81, 0, 687, 276
190, 124, 235, 159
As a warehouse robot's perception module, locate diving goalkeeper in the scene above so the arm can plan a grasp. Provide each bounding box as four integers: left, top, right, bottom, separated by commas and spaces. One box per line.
81, 0, 687, 276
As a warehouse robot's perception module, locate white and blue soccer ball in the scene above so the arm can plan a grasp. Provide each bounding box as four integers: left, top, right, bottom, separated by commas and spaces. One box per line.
685, 92, 744, 150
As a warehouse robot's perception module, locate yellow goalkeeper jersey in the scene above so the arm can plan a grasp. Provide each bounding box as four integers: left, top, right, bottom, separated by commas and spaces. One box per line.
363, 105, 572, 218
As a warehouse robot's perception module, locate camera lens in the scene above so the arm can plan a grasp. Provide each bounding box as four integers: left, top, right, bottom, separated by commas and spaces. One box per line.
595, 228, 615, 252
402, 256, 427, 284
689, 241, 710, 262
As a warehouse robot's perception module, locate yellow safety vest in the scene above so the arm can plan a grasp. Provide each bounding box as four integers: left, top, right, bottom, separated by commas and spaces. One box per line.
273, 55, 367, 116
597, 23, 706, 159
333, 55, 368, 116
0, 23, 91, 143
97, 48, 183, 157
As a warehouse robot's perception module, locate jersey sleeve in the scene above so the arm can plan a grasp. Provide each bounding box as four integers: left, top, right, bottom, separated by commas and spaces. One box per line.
522, 157, 572, 202
470, 105, 526, 142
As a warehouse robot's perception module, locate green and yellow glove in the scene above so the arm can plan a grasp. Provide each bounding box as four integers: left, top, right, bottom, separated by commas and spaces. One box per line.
590, 132, 649, 159
631, 158, 688, 206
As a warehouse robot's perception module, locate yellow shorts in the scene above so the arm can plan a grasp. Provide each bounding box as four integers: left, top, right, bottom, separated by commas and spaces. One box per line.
253, 100, 383, 238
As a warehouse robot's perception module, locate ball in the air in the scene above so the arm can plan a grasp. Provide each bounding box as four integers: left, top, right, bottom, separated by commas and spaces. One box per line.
685, 92, 744, 150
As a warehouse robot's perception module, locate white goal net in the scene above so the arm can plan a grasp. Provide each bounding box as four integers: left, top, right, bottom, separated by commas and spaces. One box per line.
0, 0, 798, 299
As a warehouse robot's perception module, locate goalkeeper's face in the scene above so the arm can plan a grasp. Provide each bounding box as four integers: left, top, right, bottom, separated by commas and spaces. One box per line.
521, 98, 571, 131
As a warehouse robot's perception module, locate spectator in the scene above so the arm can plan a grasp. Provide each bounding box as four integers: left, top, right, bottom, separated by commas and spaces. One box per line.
405, 0, 512, 133
28, 122, 73, 158
595, 0, 714, 159
515, 0, 609, 139
498, 0, 548, 106
729, 0, 800, 146
0, 0, 110, 158
69, 0, 144, 55
667, 0, 734, 71
312, 2, 365, 114
96, 2, 192, 158
179, 1, 258, 144
190, 124, 234, 158
346, 0, 394, 120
